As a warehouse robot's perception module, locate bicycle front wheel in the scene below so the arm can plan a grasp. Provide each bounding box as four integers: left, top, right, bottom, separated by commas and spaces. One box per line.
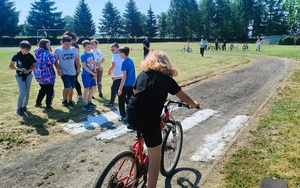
160, 121, 183, 177
188, 48, 193, 53
94, 151, 140, 188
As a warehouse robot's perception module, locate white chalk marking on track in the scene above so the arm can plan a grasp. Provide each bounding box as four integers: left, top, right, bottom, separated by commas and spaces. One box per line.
61, 110, 120, 134
190, 115, 250, 162
181, 109, 218, 131
95, 125, 131, 140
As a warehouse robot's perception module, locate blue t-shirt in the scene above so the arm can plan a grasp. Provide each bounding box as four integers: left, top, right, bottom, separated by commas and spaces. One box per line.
54, 46, 78, 76
121, 57, 136, 86
80, 52, 96, 76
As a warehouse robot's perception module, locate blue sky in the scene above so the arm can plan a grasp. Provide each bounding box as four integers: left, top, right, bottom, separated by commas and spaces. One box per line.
15, 0, 170, 25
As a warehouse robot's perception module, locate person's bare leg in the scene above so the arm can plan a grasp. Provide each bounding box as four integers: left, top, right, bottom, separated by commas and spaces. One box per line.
83, 88, 89, 104
63, 88, 69, 101
68, 88, 74, 102
88, 86, 96, 102
147, 144, 162, 188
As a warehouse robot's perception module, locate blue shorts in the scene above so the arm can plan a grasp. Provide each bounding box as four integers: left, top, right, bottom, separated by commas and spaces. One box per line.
82, 74, 96, 89
61, 75, 76, 88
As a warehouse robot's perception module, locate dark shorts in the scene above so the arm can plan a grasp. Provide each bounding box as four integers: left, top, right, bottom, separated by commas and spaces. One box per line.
127, 110, 162, 147
82, 74, 96, 89
61, 75, 76, 88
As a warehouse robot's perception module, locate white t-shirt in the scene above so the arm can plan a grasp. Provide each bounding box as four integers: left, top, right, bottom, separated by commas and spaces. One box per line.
112, 53, 123, 76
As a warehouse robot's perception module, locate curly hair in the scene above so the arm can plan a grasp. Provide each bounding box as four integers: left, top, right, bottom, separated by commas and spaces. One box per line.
141, 50, 178, 77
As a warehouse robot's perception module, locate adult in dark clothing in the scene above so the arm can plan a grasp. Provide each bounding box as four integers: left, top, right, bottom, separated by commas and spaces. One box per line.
143, 36, 150, 59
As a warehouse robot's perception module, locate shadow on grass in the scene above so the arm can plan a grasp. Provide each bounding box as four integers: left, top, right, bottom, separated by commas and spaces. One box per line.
164, 167, 202, 188
21, 111, 49, 136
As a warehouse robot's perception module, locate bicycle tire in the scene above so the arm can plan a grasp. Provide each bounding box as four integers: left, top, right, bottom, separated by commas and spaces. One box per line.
160, 121, 183, 177
94, 150, 140, 188
181, 48, 185, 52
188, 48, 192, 53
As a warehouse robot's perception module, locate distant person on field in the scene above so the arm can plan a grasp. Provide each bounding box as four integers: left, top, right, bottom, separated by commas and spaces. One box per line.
91, 39, 105, 99
54, 35, 80, 107
105, 43, 123, 107
112, 46, 136, 122
9, 40, 36, 115
80, 40, 97, 112
204, 39, 208, 50
256, 38, 262, 51
126, 50, 199, 188
33, 39, 56, 109
215, 39, 219, 50
199, 39, 205, 57
186, 40, 190, 51
143, 36, 150, 59
64, 31, 83, 99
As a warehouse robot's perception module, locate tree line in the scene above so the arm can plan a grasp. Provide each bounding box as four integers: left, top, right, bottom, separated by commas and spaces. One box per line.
1, 0, 299, 41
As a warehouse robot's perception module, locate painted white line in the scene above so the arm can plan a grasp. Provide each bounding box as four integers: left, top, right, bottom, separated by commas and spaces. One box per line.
181, 109, 218, 131
61, 110, 120, 134
95, 125, 131, 140
190, 115, 250, 162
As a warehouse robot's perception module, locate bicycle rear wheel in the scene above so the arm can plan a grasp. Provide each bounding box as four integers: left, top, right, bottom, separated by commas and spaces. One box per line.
188, 48, 193, 53
94, 151, 140, 188
160, 121, 183, 177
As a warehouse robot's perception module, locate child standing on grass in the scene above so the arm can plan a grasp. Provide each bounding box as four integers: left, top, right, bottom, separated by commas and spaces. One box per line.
9, 41, 36, 115
91, 39, 105, 99
33, 39, 56, 109
114, 46, 136, 122
126, 50, 199, 188
105, 43, 123, 107
81, 40, 97, 112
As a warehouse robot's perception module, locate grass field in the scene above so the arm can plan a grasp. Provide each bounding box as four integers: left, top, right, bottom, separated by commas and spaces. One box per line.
0, 42, 300, 186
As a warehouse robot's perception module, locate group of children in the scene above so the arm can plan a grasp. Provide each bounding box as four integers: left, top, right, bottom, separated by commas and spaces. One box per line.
10, 34, 199, 188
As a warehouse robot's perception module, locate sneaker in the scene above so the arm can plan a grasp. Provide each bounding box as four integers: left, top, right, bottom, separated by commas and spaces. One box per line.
99, 93, 103, 99
17, 108, 25, 116
83, 105, 92, 112
35, 104, 42, 108
77, 95, 83, 99
68, 101, 74, 107
46, 106, 53, 109
62, 100, 69, 107
118, 117, 127, 123
22, 106, 27, 112
88, 102, 97, 108
104, 103, 114, 108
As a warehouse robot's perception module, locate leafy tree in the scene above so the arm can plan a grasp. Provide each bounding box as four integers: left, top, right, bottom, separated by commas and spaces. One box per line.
27, 0, 64, 37
123, 0, 143, 38
263, 0, 289, 35
187, 0, 200, 39
283, 0, 300, 35
146, 5, 158, 38
73, 0, 96, 37
64, 15, 75, 32
168, 0, 189, 39
99, 1, 122, 38
212, 0, 231, 39
235, 0, 255, 41
199, 0, 215, 39
157, 12, 168, 39
252, 1, 266, 37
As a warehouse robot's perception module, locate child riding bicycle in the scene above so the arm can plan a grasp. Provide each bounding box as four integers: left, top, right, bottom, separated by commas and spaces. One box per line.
126, 50, 199, 188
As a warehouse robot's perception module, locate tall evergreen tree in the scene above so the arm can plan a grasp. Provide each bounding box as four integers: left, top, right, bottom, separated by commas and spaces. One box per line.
27, 0, 64, 37
263, 0, 289, 35
213, 0, 231, 39
168, 0, 189, 39
99, 1, 122, 38
157, 12, 168, 39
0, 0, 19, 40
73, 0, 96, 37
235, 0, 255, 41
123, 0, 143, 38
146, 5, 158, 38
199, 0, 216, 39
187, 0, 201, 39
252, 1, 266, 37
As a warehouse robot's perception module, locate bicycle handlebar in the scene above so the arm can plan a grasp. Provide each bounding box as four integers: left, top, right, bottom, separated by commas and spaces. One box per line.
165, 99, 200, 109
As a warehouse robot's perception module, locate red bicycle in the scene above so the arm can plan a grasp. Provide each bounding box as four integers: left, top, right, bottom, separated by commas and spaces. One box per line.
94, 99, 199, 187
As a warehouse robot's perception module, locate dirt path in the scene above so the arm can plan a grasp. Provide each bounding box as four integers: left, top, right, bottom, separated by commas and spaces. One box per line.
0, 55, 294, 188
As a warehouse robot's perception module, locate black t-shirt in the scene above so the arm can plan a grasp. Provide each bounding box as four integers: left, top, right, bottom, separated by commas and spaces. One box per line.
143, 40, 150, 52
11, 51, 36, 75
127, 70, 181, 120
